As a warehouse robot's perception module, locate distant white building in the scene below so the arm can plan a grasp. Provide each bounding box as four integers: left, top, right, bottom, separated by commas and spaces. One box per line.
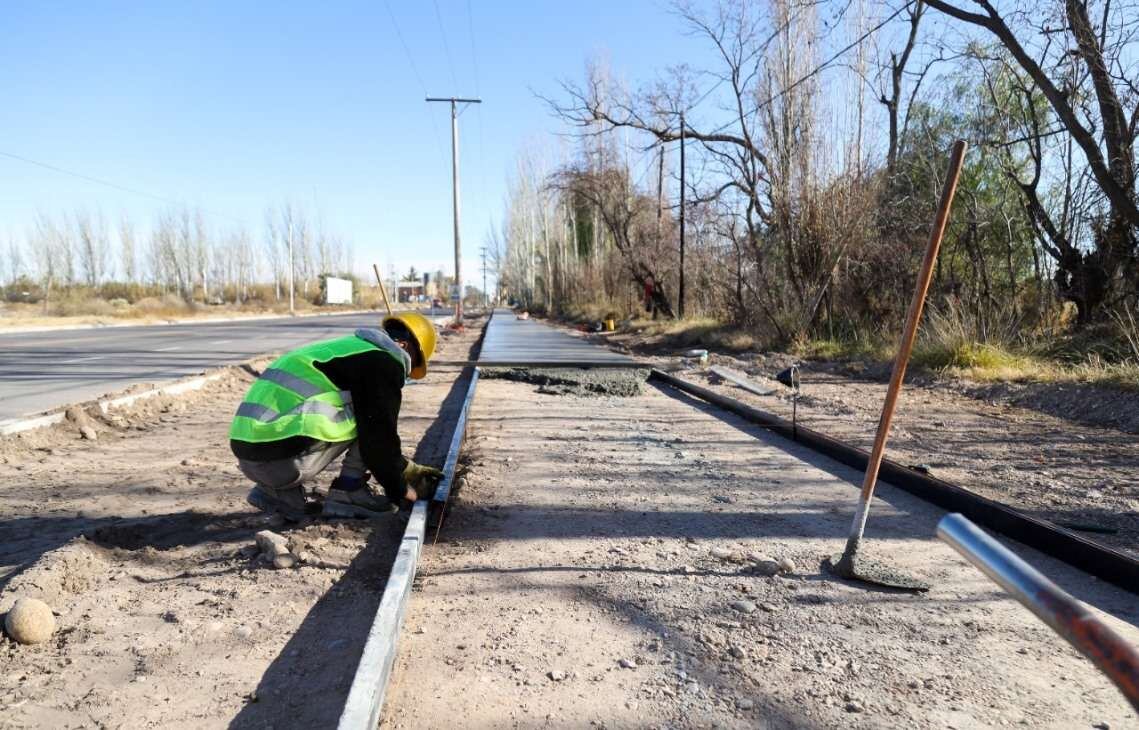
323, 277, 353, 305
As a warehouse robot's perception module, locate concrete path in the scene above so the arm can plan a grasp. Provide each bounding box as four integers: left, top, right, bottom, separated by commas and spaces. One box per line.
0, 312, 388, 420
479, 309, 634, 366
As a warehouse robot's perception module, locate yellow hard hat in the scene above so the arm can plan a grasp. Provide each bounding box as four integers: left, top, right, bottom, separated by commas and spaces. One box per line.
383, 312, 437, 379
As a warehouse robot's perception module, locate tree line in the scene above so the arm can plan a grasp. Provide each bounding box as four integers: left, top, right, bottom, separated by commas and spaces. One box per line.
1, 202, 356, 307
496, 0, 1138, 346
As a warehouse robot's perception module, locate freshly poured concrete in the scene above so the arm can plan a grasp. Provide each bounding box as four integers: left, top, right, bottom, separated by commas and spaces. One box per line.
478, 309, 634, 366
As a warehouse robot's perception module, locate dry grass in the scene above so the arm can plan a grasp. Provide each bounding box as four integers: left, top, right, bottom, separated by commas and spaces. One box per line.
552, 298, 1139, 391
0, 296, 370, 330
926, 349, 1139, 390
906, 301, 1139, 389
622, 316, 759, 352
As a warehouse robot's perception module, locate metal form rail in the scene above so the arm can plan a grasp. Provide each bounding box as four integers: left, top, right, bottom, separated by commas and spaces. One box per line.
649, 368, 1139, 596
337, 367, 480, 730
939, 513, 1139, 711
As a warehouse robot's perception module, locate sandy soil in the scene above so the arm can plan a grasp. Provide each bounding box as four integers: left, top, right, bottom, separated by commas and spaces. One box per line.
383, 378, 1138, 729
586, 328, 1139, 561
0, 319, 484, 729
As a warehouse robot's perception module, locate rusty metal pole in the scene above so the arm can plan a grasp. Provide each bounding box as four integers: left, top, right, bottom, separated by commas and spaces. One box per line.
939, 513, 1139, 712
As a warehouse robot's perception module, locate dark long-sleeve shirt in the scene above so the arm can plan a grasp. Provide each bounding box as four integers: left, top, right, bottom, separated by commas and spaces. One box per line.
230, 349, 408, 500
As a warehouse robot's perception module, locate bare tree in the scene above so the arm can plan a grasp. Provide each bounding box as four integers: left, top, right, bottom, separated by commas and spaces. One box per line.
31, 213, 68, 309
119, 214, 137, 284
74, 210, 110, 287
263, 208, 284, 301
2, 236, 23, 286
877, 0, 927, 174
923, 0, 1139, 317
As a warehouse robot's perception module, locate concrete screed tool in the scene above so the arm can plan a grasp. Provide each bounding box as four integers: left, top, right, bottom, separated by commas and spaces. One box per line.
823, 140, 968, 592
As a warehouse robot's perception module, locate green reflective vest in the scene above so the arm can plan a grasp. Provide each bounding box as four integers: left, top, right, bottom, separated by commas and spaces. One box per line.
229, 334, 402, 444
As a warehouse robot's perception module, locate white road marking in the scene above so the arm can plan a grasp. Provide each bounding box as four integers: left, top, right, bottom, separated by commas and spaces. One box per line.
210, 339, 233, 345
60, 355, 104, 365
155, 345, 181, 352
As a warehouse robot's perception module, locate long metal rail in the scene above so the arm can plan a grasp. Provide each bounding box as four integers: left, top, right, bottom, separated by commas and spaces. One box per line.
649, 368, 1139, 596
337, 367, 480, 730
938, 513, 1139, 711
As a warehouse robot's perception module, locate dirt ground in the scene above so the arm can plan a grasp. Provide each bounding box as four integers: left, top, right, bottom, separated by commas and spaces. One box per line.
592, 328, 1139, 561
383, 377, 1139, 729
3, 311, 1138, 729
0, 318, 484, 729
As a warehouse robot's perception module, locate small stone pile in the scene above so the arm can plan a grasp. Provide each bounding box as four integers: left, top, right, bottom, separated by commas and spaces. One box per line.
708, 546, 797, 576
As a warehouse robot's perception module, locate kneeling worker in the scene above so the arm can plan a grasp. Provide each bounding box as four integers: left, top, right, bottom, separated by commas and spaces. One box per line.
229, 313, 444, 520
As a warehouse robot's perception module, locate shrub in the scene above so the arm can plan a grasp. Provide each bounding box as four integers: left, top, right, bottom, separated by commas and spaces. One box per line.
3, 276, 44, 303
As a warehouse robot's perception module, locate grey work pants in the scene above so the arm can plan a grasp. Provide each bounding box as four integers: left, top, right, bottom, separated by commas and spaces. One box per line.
237, 440, 366, 491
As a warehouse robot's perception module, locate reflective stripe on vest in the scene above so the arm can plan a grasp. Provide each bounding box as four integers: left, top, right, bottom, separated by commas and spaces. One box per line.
234, 400, 352, 424
257, 368, 325, 399
228, 334, 402, 444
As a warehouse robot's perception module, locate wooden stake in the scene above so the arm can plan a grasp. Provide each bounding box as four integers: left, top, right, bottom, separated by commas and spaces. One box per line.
373, 263, 393, 317
839, 140, 968, 558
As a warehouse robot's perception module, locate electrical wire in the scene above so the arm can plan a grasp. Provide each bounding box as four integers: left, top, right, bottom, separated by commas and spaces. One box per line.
382, 0, 448, 170
466, 0, 490, 232
432, 0, 460, 89
706, 0, 915, 136
0, 150, 243, 224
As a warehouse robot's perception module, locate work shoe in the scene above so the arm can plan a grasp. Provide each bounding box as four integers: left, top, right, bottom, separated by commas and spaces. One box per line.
323, 476, 398, 519
246, 484, 311, 522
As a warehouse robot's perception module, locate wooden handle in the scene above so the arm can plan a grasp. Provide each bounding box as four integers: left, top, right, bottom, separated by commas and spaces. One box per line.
859, 140, 967, 501
373, 263, 393, 317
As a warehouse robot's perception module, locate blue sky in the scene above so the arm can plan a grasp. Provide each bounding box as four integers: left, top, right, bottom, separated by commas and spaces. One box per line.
0, 1, 718, 282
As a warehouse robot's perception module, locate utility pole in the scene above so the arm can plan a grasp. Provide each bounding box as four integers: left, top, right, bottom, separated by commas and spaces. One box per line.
678, 110, 686, 320
480, 246, 489, 309
426, 96, 482, 325
287, 216, 295, 314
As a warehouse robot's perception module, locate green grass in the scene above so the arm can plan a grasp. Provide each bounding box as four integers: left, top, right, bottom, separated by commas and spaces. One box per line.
792, 337, 892, 362
912, 341, 1029, 371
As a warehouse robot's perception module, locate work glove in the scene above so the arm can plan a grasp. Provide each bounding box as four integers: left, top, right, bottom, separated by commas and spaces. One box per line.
403, 460, 444, 489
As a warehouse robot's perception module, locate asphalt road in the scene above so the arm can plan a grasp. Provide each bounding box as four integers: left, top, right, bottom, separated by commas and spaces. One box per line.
0, 312, 394, 422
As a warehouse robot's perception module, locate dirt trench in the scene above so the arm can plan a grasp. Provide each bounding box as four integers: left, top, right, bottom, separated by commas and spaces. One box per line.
0, 319, 484, 729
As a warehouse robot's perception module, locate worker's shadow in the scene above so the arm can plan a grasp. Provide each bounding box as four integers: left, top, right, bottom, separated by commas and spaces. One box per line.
229, 365, 479, 730
0, 507, 266, 596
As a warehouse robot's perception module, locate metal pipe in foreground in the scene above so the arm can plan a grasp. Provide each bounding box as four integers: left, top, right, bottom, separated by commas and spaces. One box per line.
937, 513, 1139, 712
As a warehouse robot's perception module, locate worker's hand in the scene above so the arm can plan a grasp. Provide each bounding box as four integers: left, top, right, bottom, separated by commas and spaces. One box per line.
403, 460, 444, 488
403, 486, 418, 503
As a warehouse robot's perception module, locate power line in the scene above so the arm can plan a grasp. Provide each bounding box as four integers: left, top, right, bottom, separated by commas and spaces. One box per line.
466, 0, 480, 94
465, 0, 490, 230
688, 77, 725, 112
0, 149, 243, 224
432, 0, 460, 89
382, 0, 448, 169
382, 0, 430, 95
684, 0, 831, 124
706, 0, 915, 136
